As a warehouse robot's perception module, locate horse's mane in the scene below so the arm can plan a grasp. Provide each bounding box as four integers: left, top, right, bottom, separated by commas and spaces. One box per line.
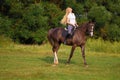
76, 22, 89, 31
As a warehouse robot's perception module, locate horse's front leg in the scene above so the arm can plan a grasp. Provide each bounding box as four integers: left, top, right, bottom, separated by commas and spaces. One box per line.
80, 45, 87, 66
67, 45, 76, 64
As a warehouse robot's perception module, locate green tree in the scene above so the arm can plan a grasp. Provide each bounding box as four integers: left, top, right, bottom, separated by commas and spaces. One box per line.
88, 5, 112, 38
88, 5, 112, 27
42, 2, 63, 28
0, 0, 120, 43
13, 4, 48, 44
107, 24, 120, 41
0, 15, 13, 37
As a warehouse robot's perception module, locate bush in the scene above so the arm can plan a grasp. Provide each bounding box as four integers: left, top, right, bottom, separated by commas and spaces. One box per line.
42, 2, 63, 28
88, 5, 112, 27
12, 4, 48, 44
88, 5, 112, 39
0, 15, 13, 37
0, 0, 120, 44
107, 24, 120, 41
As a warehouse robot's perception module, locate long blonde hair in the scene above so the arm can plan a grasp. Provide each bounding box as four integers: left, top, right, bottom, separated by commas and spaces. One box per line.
60, 7, 72, 25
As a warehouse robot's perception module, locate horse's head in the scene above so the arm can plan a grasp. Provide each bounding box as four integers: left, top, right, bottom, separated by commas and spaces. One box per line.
87, 22, 95, 37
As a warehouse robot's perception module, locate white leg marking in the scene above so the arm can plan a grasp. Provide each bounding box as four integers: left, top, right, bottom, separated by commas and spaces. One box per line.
90, 32, 93, 37
90, 26, 94, 37
54, 52, 58, 64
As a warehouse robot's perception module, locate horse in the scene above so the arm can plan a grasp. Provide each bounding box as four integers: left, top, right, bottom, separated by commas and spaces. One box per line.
47, 21, 95, 66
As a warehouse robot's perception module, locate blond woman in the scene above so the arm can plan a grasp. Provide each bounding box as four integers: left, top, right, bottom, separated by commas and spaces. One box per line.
61, 7, 78, 35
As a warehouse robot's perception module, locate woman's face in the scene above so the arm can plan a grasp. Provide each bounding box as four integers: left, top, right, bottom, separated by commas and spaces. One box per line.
66, 8, 72, 13
68, 8, 72, 13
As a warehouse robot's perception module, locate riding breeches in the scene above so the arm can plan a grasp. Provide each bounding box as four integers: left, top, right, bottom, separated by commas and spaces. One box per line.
68, 25, 74, 35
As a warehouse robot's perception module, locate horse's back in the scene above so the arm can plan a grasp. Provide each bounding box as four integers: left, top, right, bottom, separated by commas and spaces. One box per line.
48, 27, 64, 37
47, 28, 54, 37
47, 27, 65, 45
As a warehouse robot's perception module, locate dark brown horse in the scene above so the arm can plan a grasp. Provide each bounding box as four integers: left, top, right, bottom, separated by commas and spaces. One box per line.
47, 21, 95, 66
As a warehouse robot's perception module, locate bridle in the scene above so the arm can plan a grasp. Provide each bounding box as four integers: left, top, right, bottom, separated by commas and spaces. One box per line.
88, 24, 94, 37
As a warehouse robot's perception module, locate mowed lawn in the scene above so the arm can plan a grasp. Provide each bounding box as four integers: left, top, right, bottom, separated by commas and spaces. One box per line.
0, 43, 120, 80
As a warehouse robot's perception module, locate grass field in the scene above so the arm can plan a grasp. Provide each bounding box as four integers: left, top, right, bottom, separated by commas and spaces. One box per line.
0, 38, 120, 80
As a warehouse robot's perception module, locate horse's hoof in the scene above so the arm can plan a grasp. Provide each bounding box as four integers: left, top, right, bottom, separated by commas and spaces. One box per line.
66, 61, 70, 65
85, 65, 88, 68
52, 64, 57, 67
54, 61, 58, 65
65, 63, 69, 66
66, 61, 70, 63
52, 62, 58, 66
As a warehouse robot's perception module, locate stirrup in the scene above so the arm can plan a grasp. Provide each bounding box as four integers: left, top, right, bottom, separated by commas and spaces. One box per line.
64, 41, 66, 44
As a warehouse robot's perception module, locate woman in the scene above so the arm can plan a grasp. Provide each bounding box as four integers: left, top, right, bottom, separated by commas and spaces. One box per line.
61, 7, 78, 35
61, 7, 78, 44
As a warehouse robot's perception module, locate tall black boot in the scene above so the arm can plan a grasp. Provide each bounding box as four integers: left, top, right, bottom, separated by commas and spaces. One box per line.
64, 33, 71, 44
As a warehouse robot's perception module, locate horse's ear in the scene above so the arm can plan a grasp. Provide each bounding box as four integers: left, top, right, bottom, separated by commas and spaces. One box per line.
88, 20, 92, 23
89, 19, 96, 24
92, 20, 96, 24
91, 19, 96, 23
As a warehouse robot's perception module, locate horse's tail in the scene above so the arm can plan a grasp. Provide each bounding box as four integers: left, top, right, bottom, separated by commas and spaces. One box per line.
47, 29, 54, 46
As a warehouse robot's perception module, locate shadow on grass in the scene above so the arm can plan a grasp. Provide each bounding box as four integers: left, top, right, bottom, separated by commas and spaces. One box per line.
39, 56, 77, 65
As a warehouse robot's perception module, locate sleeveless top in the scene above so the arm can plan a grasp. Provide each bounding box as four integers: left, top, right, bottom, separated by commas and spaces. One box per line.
67, 13, 76, 25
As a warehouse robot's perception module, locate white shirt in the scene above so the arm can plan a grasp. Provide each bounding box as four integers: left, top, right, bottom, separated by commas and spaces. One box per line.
67, 12, 76, 25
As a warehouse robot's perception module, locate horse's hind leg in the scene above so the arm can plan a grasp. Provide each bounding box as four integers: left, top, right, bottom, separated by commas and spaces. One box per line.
52, 43, 60, 65
53, 51, 58, 65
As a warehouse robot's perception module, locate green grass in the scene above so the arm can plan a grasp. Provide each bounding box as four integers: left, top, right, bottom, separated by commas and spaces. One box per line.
86, 38, 120, 53
0, 39, 120, 80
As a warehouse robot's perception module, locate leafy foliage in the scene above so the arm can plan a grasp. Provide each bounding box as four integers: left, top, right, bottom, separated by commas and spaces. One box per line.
107, 24, 120, 41
0, 0, 120, 44
0, 15, 13, 37
88, 6, 112, 27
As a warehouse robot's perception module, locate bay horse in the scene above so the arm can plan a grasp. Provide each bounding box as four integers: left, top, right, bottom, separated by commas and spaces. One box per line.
47, 21, 95, 66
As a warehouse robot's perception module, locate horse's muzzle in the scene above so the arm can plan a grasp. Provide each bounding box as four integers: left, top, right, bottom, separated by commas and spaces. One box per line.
90, 31, 93, 37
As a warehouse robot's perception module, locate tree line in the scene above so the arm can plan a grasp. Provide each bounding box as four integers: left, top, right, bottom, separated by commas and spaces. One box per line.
0, 0, 120, 44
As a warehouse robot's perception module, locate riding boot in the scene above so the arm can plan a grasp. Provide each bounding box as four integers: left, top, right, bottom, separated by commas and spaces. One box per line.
64, 34, 68, 44
64, 33, 71, 44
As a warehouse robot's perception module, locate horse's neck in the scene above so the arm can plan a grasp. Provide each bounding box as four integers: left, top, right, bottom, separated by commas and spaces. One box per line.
77, 23, 88, 32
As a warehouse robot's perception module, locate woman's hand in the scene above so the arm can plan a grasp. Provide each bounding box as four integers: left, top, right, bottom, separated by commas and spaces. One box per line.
75, 24, 78, 27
